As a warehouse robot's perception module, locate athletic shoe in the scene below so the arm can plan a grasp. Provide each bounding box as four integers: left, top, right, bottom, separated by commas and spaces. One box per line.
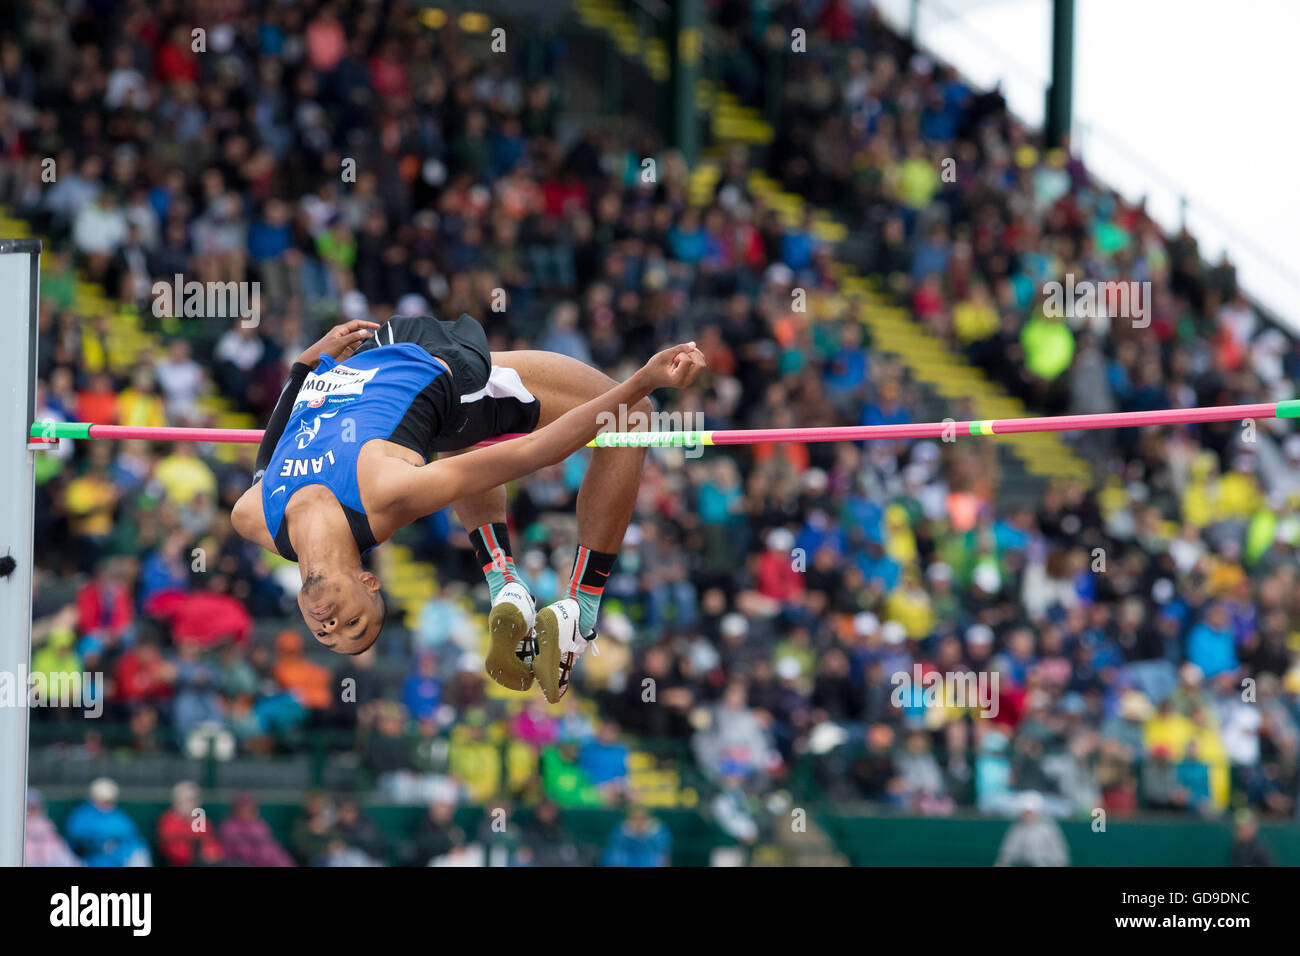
485, 581, 536, 692
534, 598, 597, 704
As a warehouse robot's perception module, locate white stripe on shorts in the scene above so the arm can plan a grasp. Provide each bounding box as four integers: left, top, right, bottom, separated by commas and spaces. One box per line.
459, 365, 537, 405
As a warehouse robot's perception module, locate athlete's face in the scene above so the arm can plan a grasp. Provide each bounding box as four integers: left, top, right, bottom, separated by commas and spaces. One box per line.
298, 568, 384, 654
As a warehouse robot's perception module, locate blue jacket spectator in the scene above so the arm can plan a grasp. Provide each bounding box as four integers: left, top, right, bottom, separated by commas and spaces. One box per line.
1187, 606, 1239, 678
602, 808, 670, 867
579, 723, 629, 787
63, 778, 151, 867
402, 652, 443, 722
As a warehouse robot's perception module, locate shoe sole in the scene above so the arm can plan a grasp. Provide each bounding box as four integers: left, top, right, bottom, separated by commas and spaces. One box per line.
486, 602, 534, 691
534, 606, 563, 704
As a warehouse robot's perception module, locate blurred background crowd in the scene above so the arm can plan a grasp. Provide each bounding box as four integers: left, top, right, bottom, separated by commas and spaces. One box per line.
3, 0, 1299, 866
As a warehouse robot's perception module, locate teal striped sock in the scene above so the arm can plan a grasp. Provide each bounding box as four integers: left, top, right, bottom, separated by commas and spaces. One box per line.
469, 523, 518, 602
567, 546, 617, 637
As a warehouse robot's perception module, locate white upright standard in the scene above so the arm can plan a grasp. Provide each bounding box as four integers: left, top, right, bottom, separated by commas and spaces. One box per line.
0, 238, 40, 867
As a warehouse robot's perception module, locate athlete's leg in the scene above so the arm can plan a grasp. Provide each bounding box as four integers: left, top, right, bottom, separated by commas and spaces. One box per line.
489, 350, 652, 556
489, 350, 652, 702
442, 465, 509, 587
366, 315, 535, 689
440, 448, 535, 691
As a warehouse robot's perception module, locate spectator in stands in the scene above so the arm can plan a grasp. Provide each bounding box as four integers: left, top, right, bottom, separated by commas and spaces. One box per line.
291, 792, 337, 865
63, 777, 151, 867
402, 651, 442, 724
602, 804, 671, 867
76, 559, 135, 649
172, 640, 225, 743
154, 339, 206, 426
476, 799, 525, 867
63, 457, 119, 571
693, 680, 780, 784
152, 442, 216, 508
156, 780, 223, 867
895, 730, 955, 815
578, 722, 629, 793
112, 636, 175, 712
449, 713, 505, 804
29, 605, 83, 711
114, 367, 166, 429
519, 800, 581, 867
1228, 809, 1275, 867
72, 189, 127, 279
271, 629, 333, 712
332, 799, 388, 866
994, 793, 1070, 867
217, 793, 294, 867
139, 530, 195, 605
366, 702, 424, 802
23, 789, 82, 867
1186, 604, 1239, 678
413, 789, 471, 866
412, 583, 477, 653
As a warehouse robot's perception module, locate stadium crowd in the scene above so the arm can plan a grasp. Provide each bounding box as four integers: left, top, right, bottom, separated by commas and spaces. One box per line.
3, 0, 1299, 864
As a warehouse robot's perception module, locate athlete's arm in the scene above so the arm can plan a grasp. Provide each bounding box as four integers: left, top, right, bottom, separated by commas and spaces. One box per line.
231, 485, 276, 551
379, 343, 707, 521
253, 361, 312, 483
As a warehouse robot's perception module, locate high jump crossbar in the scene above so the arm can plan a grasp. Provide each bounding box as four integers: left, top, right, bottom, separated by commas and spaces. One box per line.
28, 399, 1300, 449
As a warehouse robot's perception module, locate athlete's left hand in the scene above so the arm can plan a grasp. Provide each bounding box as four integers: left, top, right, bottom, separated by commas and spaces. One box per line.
296, 319, 382, 367
640, 342, 708, 390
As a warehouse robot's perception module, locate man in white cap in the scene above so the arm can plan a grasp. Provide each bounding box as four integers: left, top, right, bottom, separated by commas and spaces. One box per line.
995, 791, 1070, 866
62, 777, 152, 866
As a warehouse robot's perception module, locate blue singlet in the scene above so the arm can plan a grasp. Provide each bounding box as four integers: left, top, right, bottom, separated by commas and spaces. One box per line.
261, 343, 446, 559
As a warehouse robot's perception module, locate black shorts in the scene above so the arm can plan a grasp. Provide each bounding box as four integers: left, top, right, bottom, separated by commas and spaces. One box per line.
354, 313, 541, 458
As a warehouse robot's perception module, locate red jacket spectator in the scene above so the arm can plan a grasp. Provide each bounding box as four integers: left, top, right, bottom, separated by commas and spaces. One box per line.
113, 643, 175, 703
817, 0, 856, 42
757, 549, 806, 603
369, 47, 411, 99
144, 590, 253, 648
542, 177, 589, 219
154, 26, 199, 83
76, 577, 133, 643
157, 808, 224, 866
77, 376, 120, 426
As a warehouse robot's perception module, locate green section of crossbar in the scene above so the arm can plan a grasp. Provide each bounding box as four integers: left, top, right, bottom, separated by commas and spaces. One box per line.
588, 431, 712, 448
29, 421, 92, 440
1276, 400, 1300, 419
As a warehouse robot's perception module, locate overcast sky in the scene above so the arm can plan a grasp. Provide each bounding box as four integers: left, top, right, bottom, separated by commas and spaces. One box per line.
873, 0, 1300, 330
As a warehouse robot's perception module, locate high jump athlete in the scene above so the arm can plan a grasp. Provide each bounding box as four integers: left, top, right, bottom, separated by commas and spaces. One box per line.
231, 313, 705, 703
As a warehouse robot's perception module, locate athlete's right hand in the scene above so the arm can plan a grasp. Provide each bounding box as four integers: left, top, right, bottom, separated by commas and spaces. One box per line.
639, 342, 707, 390
296, 319, 382, 367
